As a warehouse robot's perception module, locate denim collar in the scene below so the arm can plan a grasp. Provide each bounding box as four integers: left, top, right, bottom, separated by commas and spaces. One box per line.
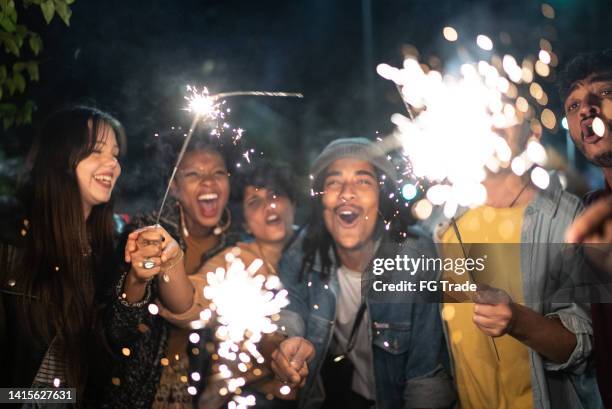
310, 235, 384, 276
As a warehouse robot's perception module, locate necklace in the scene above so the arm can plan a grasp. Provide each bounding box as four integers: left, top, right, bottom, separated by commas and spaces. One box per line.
507, 178, 532, 208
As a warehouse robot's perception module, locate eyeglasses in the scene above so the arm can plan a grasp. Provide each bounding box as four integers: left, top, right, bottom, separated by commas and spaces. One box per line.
177, 168, 229, 184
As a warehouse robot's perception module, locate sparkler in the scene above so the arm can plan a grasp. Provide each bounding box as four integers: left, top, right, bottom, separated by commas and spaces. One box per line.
204, 256, 288, 346
378, 26, 562, 361
187, 252, 289, 405
154, 86, 303, 225
377, 32, 554, 220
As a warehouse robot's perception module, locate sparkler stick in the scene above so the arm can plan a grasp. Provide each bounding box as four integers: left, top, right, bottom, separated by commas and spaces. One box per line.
450, 218, 501, 361
394, 83, 416, 121
214, 91, 303, 99
389, 65, 503, 361
155, 114, 201, 225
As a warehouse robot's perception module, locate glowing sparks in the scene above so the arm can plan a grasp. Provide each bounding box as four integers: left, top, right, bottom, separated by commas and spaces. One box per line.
196, 255, 288, 405
593, 117, 606, 137
185, 86, 222, 119
229, 395, 256, 409
184, 86, 303, 119
541, 3, 555, 19
412, 199, 433, 220
401, 183, 418, 200
502, 55, 522, 83
529, 82, 544, 99
526, 140, 547, 165
189, 332, 200, 344
541, 109, 556, 129
531, 166, 550, 189
148, 303, 159, 315
538, 50, 551, 65
382, 58, 512, 209
561, 117, 569, 130
443, 26, 458, 42
155, 86, 302, 224
378, 34, 553, 216
535, 60, 550, 77
476, 35, 493, 51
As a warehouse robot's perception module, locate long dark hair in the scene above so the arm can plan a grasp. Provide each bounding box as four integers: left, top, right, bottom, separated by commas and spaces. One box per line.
301, 167, 412, 280
19, 105, 126, 397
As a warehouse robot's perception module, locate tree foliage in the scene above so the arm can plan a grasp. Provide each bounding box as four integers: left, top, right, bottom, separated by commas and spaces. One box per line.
0, 0, 75, 130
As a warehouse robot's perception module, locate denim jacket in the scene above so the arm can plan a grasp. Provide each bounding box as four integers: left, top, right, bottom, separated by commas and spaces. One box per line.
278, 229, 456, 409
427, 174, 603, 409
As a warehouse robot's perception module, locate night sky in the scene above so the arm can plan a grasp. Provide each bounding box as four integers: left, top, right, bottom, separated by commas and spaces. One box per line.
1, 0, 610, 213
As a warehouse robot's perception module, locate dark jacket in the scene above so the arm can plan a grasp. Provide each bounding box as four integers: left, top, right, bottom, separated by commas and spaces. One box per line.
0, 201, 122, 408
105, 204, 238, 409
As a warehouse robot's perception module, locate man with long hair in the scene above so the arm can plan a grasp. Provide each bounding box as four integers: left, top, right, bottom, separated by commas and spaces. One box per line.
273, 138, 454, 409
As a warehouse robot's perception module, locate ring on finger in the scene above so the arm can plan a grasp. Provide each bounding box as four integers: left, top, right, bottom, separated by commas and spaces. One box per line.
143, 258, 156, 270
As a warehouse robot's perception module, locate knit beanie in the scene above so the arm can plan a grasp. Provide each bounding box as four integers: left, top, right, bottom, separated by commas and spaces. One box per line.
310, 137, 397, 184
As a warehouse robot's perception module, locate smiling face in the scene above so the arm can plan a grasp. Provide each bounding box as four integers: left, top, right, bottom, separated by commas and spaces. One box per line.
172, 149, 230, 234
564, 73, 612, 167
321, 158, 380, 252
75, 121, 121, 218
243, 187, 295, 245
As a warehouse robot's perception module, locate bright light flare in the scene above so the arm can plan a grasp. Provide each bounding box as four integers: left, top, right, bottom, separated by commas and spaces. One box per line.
204, 257, 288, 346
229, 395, 257, 409
476, 35, 493, 51
538, 50, 551, 65
443, 26, 458, 42
382, 59, 519, 212
184, 85, 223, 119
531, 167, 550, 189
561, 117, 568, 130
593, 117, 606, 137
379, 48, 552, 217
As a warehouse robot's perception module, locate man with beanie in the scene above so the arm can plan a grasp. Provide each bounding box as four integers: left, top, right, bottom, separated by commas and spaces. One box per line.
559, 49, 612, 408
272, 138, 455, 409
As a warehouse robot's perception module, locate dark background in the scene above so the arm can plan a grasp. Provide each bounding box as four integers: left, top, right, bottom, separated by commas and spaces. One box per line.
1, 0, 610, 214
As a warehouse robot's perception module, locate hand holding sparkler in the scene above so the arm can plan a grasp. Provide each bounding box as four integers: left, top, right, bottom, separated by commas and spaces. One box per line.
472, 284, 516, 338
124, 225, 192, 312
270, 336, 314, 388
124, 226, 164, 283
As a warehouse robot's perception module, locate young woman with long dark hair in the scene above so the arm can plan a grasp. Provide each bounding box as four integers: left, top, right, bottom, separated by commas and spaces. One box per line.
0, 106, 126, 405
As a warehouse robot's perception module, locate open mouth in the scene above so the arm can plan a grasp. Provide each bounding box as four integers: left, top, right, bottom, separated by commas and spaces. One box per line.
265, 213, 281, 225
93, 173, 113, 188
335, 206, 361, 226
197, 192, 219, 218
